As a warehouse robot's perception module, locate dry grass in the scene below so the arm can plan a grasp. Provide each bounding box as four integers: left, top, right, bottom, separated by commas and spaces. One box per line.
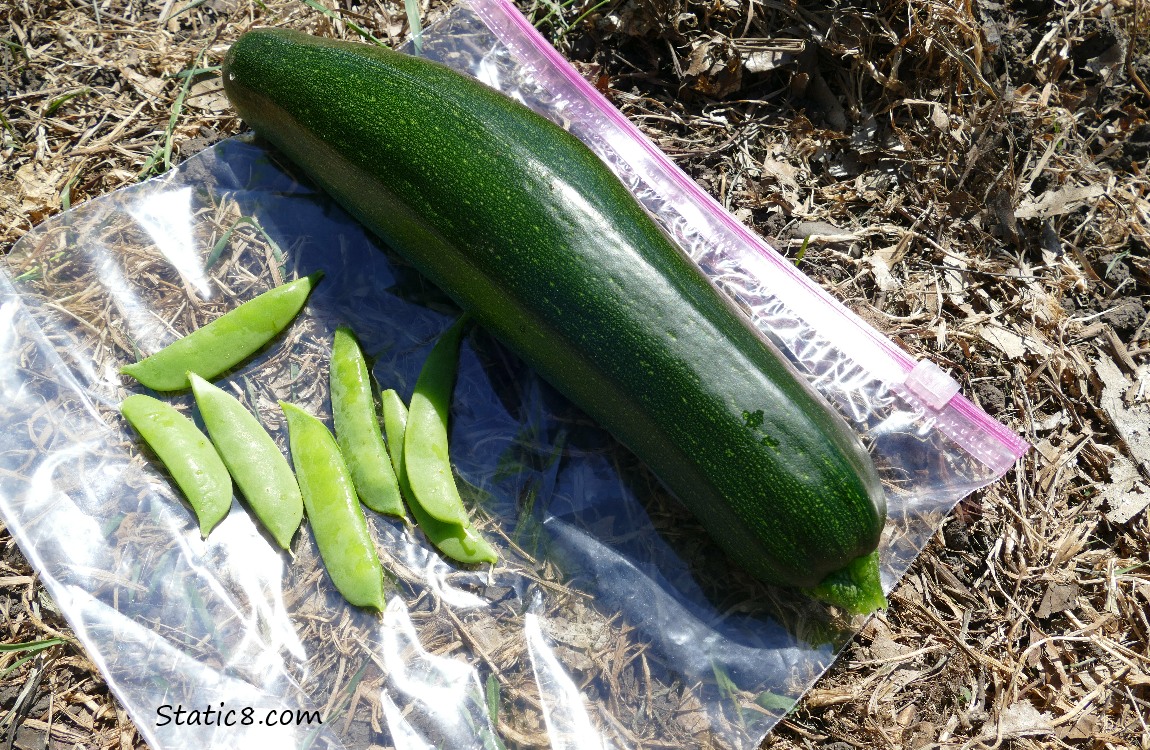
1, 0, 1148, 748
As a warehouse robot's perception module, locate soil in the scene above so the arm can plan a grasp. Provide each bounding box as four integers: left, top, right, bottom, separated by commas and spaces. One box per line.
1, 0, 1148, 748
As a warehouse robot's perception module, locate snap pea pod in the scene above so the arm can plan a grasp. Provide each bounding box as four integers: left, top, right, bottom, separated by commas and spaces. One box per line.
281, 401, 386, 610
381, 388, 409, 483
330, 327, 405, 518
382, 388, 497, 564
121, 272, 323, 392
403, 317, 471, 526
120, 394, 232, 538
189, 372, 303, 549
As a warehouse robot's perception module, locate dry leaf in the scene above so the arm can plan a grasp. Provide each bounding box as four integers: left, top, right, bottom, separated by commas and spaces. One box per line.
985, 701, 1054, 739
1096, 359, 1150, 477
14, 162, 65, 224
186, 78, 230, 114
869, 252, 900, 291
1059, 713, 1099, 741
119, 67, 168, 99
930, 103, 949, 132
870, 636, 911, 661
736, 39, 802, 74
761, 151, 802, 205
685, 35, 742, 97
1036, 583, 1078, 618
978, 324, 1053, 359
1086, 40, 1127, 84
942, 254, 968, 305
1014, 184, 1106, 219
1099, 454, 1150, 524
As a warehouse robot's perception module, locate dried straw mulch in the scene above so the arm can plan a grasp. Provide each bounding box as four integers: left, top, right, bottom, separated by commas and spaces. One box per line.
1, 0, 1148, 748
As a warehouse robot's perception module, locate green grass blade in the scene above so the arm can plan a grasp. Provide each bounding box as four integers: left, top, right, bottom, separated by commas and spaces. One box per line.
0, 637, 66, 653
138, 48, 210, 179
404, 0, 423, 54
205, 215, 286, 270
562, 0, 611, 36
298, 0, 388, 47
0, 637, 66, 677
45, 88, 90, 117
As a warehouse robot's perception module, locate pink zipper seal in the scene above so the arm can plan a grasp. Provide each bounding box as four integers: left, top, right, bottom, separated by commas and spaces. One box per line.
466, 0, 1028, 475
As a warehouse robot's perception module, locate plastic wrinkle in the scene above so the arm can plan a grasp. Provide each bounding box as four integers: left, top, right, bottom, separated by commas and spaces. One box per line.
523, 612, 604, 750
0, 6, 1032, 750
381, 598, 495, 742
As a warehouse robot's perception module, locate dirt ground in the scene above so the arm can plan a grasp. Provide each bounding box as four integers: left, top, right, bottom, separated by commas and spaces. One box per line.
1, 0, 1149, 748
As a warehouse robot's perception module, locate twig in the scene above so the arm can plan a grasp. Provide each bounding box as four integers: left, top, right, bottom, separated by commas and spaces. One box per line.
1129, 0, 1150, 101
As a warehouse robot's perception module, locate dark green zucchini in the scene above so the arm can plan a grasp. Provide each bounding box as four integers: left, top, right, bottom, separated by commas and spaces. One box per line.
222, 29, 887, 613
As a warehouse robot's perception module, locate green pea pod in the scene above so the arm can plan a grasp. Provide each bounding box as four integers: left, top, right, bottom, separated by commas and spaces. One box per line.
381, 388, 409, 482
189, 372, 303, 549
120, 394, 232, 538
403, 317, 471, 526
330, 327, 405, 518
281, 401, 387, 610
408, 495, 499, 565
121, 272, 323, 392
383, 388, 497, 564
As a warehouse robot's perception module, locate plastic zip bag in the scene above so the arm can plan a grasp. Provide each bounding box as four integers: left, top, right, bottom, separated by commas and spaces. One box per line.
0, 3, 1026, 749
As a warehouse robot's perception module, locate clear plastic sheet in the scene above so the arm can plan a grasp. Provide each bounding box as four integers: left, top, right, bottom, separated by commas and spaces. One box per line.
0, 4, 1026, 749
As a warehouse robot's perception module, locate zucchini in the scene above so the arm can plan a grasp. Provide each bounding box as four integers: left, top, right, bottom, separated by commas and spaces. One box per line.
222, 30, 887, 612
